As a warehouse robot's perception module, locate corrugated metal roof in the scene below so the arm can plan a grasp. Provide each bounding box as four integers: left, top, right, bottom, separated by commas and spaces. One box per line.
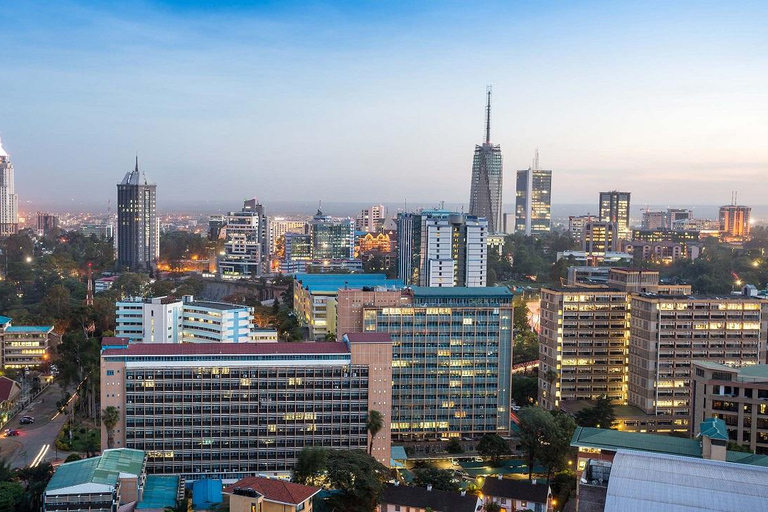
571, 427, 702, 458
47, 449, 145, 493
102, 341, 349, 357
411, 286, 513, 297
604, 450, 768, 512
137, 475, 180, 510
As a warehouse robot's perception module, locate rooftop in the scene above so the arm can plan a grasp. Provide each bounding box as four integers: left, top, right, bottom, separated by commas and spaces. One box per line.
343, 332, 392, 344
411, 286, 513, 298
699, 418, 728, 441
187, 301, 248, 311
0, 316, 11, 325
0, 377, 20, 402
379, 483, 478, 512
102, 341, 349, 357
46, 449, 145, 494
693, 361, 768, 381
481, 477, 550, 503
5, 325, 53, 333
295, 273, 402, 293
224, 477, 320, 505
137, 475, 180, 510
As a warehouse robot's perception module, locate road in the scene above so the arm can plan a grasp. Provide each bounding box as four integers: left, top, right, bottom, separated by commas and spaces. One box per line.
0, 383, 72, 468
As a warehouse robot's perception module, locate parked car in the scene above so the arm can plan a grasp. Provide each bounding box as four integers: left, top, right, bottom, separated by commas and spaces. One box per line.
4, 429, 19, 436
20, 416, 34, 424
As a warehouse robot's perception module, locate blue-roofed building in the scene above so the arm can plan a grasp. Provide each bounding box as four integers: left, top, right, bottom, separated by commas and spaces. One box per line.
1, 317, 53, 369
294, 273, 402, 340
191, 479, 222, 511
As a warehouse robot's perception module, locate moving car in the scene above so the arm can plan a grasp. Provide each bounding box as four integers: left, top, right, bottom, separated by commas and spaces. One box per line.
20, 416, 34, 424
4, 429, 19, 436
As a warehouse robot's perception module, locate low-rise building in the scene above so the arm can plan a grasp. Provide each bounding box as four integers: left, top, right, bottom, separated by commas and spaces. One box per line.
224, 476, 320, 512
43, 449, 147, 512
480, 476, 551, 512
0, 316, 53, 369
378, 483, 480, 512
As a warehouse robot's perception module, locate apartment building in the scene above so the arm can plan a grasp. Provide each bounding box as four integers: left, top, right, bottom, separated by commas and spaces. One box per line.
692, 361, 768, 454
356, 287, 513, 440
538, 288, 629, 410
629, 295, 767, 427
100, 339, 392, 480
115, 296, 255, 344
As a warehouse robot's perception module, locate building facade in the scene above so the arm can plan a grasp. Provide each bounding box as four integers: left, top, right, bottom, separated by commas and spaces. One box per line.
583, 221, 618, 262
268, 218, 308, 255
310, 209, 355, 260
469, 87, 503, 233
514, 152, 551, 236
117, 158, 158, 271
360, 287, 513, 440
0, 137, 19, 237
568, 215, 596, 243
397, 211, 488, 287
719, 204, 751, 242
100, 340, 392, 480
219, 199, 267, 279
598, 191, 631, 240
37, 212, 59, 237
355, 205, 385, 233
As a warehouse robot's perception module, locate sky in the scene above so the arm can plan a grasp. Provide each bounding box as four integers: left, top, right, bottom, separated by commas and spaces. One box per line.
1, 0, 767, 213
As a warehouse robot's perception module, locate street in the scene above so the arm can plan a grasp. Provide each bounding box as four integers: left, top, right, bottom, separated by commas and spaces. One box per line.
0, 383, 72, 468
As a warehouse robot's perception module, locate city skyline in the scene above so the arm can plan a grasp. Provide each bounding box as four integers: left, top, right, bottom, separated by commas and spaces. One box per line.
1, 1, 767, 209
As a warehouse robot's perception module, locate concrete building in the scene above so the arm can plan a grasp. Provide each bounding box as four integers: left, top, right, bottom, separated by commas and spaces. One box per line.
397, 210, 488, 287
598, 191, 631, 239
43, 449, 147, 512
293, 273, 401, 340
115, 296, 256, 344
219, 199, 267, 279
355, 204, 385, 233
358, 287, 513, 441
310, 209, 355, 260
719, 204, 752, 242
630, 228, 699, 244
100, 339, 392, 479
555, 250, 632, 266
0, 315, 53, 369
80, 222, 114, 240
583, 221, 618, 263
629, 294, 767, 425
641, 210, 665, 230
468, 87, 503, 233
117, 158, 158, 271
515, 151, 552, 236
224, 477, 320, 512
692, 361, 768, 454
268, 218, 308, 255
0, 137, 19, 237
568, 215, 596, 243
37, 212, 59, 236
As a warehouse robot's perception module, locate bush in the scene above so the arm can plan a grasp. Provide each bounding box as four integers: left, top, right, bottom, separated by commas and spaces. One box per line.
64, 454, 81, 463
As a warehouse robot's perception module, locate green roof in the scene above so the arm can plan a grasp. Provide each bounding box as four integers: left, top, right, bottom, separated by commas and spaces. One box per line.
137, 475, 180, 509
571, 427, 702, 458
736, 365, 768, 379
47, 449, 145, 492
411, 286, 513, 297
699, 418, 728, 441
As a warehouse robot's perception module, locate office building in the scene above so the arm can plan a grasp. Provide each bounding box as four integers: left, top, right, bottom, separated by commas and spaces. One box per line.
80, 222, 114, 240
469, 87, 503, 233
568, 215, 596, 243
583, 221, 618, 263
43, 449, 148, 512
117, 158, 158, 271
624, 240, 692, 263
310, 209, 355, 260
218, 199, 267, 279
692, 362, 768, 455
598, 191, 631, 239
0, 315, 53, 369
397, 210, 487, 287
208, 215, 226, 241
0, 137, 18, 237
514, 151, 552, 235
538, 288, 629, 410
268, 218, 308, 255
356, 287, 513, 440
355, 204, 385, 233
628, 294, 767, 425
630, 229, 699, 244
667, 208, 692, 228
293, 273, 401, 340
641, 210, 665, 230
719, 204, 752, 242
115, 296, 255, 344
37, 212, 59, 237
100, 338, 392, 479
556, 250, 631, 266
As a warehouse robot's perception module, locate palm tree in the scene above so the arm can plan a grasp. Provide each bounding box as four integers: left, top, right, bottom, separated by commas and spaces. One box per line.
366, 410, 384, 455
101, 406, 120, 449
545, 368, 558, 405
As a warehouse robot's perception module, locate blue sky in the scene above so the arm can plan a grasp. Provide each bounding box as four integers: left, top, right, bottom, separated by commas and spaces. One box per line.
1, 0, 767, 212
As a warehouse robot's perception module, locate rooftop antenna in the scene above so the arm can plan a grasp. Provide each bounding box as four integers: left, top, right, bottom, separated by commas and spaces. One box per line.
735, 191, 738, 205
86, 263, 93, 307
135, 153, 139, 173
484, 85, 492, 144
533, 148, 540, 170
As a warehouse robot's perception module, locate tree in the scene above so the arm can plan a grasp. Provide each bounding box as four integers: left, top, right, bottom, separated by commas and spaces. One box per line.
366, 410, 384, 455
512, 375, 538, 407
112, 273, 150, 298
102, 406, 120, 449
446, 438, 464, 454
476, 434, 511, 465
575, 396, 616, 429
539, 412, 577, 485
413, 466, 457, 491
324, 450, 388, 512
518, 406, 555, 482
483, 503, 502, 512
0, 481, 24, 512
65, 454, 82, 462
293, 447, 328, 486
41, 284, 72, 321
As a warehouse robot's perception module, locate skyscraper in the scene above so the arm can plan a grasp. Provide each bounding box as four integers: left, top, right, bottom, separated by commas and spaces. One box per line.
599, 191, 631, 239
469, 86, 503, 233
719, 203, 751, 241
117, 157, 158, 271
218, 198, 267, 278
310, 209, 355, 260
0, 137, 19, 237
515, 150, 552, 235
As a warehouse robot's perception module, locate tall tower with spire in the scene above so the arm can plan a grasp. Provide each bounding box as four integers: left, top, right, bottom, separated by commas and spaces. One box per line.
117, 156, 158, 271
0, 137, 19, 237
469, 86, 503, 233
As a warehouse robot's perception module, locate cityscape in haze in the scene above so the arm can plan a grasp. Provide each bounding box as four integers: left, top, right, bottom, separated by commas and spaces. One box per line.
0, 2, 767, 512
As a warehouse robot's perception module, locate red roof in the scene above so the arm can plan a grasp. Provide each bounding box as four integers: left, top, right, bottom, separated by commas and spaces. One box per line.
224, 477, 320, 505
102, 341, 350, 357
344, 332, 392, 343
0, 376, 20, 402
102, 337, 130, 346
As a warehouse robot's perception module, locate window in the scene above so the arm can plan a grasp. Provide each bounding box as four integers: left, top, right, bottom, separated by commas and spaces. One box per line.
107, 370, 115, 376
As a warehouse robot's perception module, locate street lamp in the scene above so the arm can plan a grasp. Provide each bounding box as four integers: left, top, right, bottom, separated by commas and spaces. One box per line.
25, 256, 32, 263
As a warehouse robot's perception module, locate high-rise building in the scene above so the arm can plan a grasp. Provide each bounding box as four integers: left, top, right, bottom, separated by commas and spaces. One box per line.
355, 205, 385, 233
515, 150, 552, 236
641, 210, 665, 230
117, 158, 158, 271
218, 199, 267, 279
0, 137, 19, 237
310, 209, 355, 260
583, 221, 618, 262
268, 218, 308, 255
568, 215, 596, 243
719, 204, 751, 241
469, 87, 503, 233
598, 191, 631, 240
397, 210, 487, 287
37, 212, 59, 237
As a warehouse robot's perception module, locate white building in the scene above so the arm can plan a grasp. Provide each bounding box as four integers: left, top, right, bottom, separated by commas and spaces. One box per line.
115, 296, 255, 343
219, 199, 267, 279
268, 218, 308, 255
0, 137, 19, 237
355, 204, 385, 233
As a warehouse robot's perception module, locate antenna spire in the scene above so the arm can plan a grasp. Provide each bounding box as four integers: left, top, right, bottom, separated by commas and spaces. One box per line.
135, 153, 139, 173
534, 148, 540, 170
485, 85, 492, 144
